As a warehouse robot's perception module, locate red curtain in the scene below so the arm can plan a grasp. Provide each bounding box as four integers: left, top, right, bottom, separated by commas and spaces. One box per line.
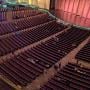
55, 0, 90, 28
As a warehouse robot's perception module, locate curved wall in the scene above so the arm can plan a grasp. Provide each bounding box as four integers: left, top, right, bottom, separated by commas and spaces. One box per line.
55, 0, 90, 28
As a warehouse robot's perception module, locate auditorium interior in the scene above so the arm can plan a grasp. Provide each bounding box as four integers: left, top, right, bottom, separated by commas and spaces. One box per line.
0, 0, 90, 90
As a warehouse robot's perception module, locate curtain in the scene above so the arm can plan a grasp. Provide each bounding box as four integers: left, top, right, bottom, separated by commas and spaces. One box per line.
55, 0, 90, 28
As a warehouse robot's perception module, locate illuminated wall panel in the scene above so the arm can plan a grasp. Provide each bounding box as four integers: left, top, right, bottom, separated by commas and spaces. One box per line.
28, 0, 32, 4
17, 0, 50, 9
32, 0, 50, 9
55, 0, 90, 28
17, 0, 29, 4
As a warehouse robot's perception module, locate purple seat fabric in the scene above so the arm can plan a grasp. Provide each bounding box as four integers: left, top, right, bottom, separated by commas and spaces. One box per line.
40, 63, 90, 90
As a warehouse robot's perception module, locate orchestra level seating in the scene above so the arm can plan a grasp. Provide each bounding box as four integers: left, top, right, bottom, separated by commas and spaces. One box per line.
0, 8, 7, 21
12, 9, 42, 19
40, 63, 90, 90
0, 20, 65, 56
0, 8, 42, 22
0, 28, 89, 86
75, 41, 90, 62
0, 13, 50, 35
0, 6, 90, 89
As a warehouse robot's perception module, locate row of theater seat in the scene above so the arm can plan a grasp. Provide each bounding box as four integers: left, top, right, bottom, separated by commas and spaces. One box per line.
11, 7, 32, 11
0, 8, 7, 21
57, 27, 90, 45
40, 63, 90, 90
76, 41, 90, 62
0, 8, 41, 21
12, 10, 42, 19
0, 13, 50, 35
0, 20, 65, 56
0, 28, 89, 86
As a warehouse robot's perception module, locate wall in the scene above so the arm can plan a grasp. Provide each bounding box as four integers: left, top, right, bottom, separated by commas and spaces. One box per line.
55, 0, 90, 28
